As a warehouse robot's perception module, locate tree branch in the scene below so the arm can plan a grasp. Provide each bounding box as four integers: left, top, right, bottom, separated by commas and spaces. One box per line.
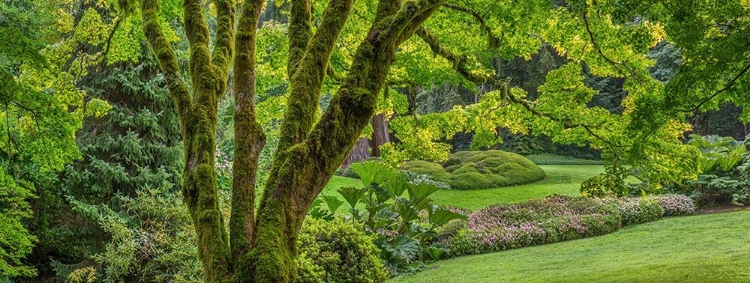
140, 0, 192, 128
581, 0, 635, 78
275, 0, 355, 153
211, 0, 236, 77
677, 61, 750, 113
287, 0, 312, 79
230, 0, 267, 268
184, 0, 213, 89
416, 26, 624, 156
443, 3, 500, 48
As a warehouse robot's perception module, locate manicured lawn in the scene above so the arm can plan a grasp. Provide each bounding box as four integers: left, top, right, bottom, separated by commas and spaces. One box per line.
391, 211, 750, 283
322, 165, 604, 211
429, 165, 603, 210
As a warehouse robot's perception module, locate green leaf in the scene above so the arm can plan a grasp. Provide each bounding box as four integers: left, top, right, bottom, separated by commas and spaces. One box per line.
350, 161, 397, 187
407, 183, 439, 210
337, 186, 365, 209
428, 208, 466, 227
383, 175, 409, 198
320, 195, 344, 214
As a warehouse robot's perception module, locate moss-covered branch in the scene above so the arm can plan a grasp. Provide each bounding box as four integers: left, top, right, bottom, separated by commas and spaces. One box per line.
230, 0, 266, 274
275, 0, 355, 155
287, 0, 312, 79
139, 0, 192, 134
211, 0, 236, 82
184, 0, 213, 91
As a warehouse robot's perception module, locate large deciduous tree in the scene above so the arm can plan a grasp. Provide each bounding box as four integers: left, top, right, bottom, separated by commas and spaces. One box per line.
129, 0, 444, 281
126, 0, 749, 281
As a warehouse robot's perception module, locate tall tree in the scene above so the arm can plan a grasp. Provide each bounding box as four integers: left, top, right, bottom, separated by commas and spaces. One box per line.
128, 0, 745, 281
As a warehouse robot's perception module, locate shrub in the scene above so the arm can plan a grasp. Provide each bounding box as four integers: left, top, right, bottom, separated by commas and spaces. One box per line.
332, 162, 466, 277
653, 194, 696, 216
399, 160, 451, 181
597, 197, 663, 226
446, 196, 621, 257
296, 218, 389, 283
401, 150, 546, 190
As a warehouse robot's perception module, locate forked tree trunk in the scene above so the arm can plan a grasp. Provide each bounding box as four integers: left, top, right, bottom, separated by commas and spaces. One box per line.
140, 0, 447, 281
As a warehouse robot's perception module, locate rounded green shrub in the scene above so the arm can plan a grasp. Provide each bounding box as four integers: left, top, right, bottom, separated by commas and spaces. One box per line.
401, 150, 546, 190
296, 218, 389, 283
399, 160, 451, 181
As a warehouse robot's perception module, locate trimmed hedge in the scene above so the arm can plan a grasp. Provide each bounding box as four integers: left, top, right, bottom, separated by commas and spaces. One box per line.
296, 218, 389, 283
401, 150, 546, 190
443, 195, 695, 258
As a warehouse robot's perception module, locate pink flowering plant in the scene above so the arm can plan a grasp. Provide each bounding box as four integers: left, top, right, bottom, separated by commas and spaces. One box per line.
652, 194, 696, 216
595, 197, 663, 226
447, 196, 621, 257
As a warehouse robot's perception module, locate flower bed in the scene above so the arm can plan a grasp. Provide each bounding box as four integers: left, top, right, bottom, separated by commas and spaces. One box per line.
444, 195, 695, 258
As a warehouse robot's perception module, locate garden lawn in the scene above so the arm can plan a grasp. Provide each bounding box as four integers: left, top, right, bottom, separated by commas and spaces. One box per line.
392, 210, 750, 283
427, 165, 602, 210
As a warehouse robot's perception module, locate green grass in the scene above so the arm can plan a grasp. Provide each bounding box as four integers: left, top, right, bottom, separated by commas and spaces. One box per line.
322, 165, 604, 211
392, 210, 750, 283
429, 165, 603, 210
524, 153, 605, 165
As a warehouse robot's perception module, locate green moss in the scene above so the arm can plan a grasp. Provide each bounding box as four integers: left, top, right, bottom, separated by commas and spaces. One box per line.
401, 150, 546, 190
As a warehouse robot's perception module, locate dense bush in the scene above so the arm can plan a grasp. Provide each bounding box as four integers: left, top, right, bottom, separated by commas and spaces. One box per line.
666, 135, 750, 206
446, 196, 621, 257
296, 218, 389, 283
653, 194, 696, 216
322, 162, 466, 276
596, 197, 663, 226
400, 150, 546, 190
61, 185, 202, 283
524, 153, 604, 165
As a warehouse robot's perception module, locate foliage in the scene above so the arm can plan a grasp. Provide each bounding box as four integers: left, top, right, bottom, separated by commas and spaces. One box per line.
63, 185, 202, 283
595, 197, 663, 226
295, 218, 389, 283
400, 150, 546, 190
447, 196, 622, 257
524, 153, 604, 165
689, 135, 746, 174
330, 162, 466, 276
652, 194, 696, 216
667, 135, 750, 207
580, 165, 633, 197
0, 0, 110, 278
444, 194, 692, 258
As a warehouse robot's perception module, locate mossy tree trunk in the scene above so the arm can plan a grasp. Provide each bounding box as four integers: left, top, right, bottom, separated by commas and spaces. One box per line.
139, 0, 446, 281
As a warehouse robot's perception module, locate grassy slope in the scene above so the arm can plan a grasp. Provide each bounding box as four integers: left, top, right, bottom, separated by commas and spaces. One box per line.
392, 210, 750, 283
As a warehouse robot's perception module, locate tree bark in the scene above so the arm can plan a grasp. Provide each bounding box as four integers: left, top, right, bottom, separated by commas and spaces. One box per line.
342, 137, 371, 170
371, 113, 390, 156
